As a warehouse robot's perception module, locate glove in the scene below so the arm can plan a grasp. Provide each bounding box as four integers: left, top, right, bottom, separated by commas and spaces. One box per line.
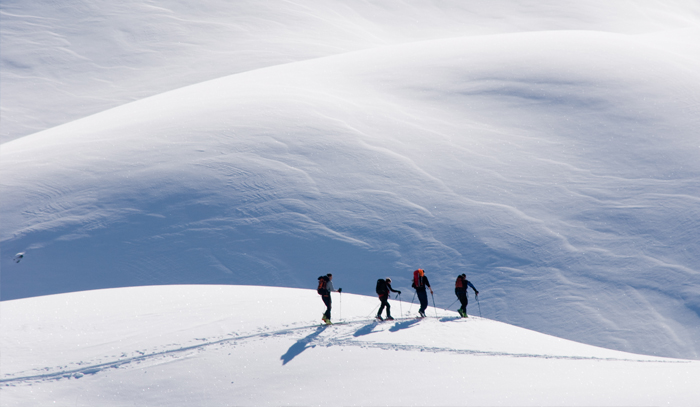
398, 290, 402, 295
338, 288, 342, 293
475, 291, 479, 296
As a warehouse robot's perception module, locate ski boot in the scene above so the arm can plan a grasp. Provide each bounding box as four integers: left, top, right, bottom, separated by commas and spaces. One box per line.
385, 315, 395, 321
376, 315, 384, 321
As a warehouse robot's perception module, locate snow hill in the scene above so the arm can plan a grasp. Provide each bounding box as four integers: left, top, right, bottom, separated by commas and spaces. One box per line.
2, 286, 699, 406
2, 0, 700, 365
4, 0, 699, 144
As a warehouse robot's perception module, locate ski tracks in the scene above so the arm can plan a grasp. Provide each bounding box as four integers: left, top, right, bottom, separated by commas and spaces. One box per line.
0, 317, 684, 386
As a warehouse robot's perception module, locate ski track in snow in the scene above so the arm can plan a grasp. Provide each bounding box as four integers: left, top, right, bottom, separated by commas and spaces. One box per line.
0, 317, 683, 386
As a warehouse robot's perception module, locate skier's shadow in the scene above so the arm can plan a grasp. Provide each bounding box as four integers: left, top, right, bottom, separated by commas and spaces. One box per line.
353, 321, 378, 337
388, 319, 421, 332
280, 326, 327, 365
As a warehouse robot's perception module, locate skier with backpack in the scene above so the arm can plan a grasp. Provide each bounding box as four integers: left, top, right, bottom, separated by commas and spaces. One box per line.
412, 269, 433, 318
455, 273, 479, 317
375, 278, 401, 321
317, 273, 342, 324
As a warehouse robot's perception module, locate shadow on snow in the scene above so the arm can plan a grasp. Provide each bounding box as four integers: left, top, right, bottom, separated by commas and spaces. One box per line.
353, 321, 379, 337
280, 325, 327, 365
388, 319, 421, 332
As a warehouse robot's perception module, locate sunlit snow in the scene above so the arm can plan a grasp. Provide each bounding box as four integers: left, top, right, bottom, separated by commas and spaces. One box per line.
1, 0, 700, 404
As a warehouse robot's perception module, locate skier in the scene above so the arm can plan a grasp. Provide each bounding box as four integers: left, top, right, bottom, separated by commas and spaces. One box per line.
317, 273, 342, 324
376, 277, 401, 321
455, 273, 479, 317
412, 269, 433, 318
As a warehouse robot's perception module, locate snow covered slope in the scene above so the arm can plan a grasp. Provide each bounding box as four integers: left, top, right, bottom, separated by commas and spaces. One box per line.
2, 286, 698, 406
2, 0, 700, 362
2, 0, 700, 142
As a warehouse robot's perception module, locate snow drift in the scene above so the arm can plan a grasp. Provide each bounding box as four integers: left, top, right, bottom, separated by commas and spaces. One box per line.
3, 0, 699, 143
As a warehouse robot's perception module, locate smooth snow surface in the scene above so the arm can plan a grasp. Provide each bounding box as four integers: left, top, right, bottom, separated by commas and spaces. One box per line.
2, 286, 699, 406
3, 0, 700, 143
2, 0, 700, 365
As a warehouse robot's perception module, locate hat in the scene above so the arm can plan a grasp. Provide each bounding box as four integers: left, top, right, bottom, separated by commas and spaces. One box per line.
386, 278, 392, 283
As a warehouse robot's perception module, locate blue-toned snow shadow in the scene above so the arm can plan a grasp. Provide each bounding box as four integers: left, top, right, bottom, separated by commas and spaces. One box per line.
280, 326, 327, 365
353, 321, 378, 337
439, 316, 462, 322
388, 319, 421, 332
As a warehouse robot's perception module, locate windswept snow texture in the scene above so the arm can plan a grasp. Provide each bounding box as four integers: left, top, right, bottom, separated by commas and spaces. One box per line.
1, 0, 700, 361
2, 286, 699, 406
3, 0, 700, 143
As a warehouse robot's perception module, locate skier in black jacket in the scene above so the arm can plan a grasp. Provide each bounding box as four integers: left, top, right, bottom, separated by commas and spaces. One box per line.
412, 269, 433, 318
317, 273, 342, 324
376, 278, 401, 321
455, 273, 478, 317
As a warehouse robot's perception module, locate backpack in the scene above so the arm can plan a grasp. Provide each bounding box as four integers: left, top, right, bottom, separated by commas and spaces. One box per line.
412, 269, 422, 288
455, 276, 464, 289
317, 276, 329, 295
376, 279, 388, 295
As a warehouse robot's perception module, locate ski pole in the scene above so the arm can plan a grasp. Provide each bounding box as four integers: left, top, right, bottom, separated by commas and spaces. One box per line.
430, 291, 438, 318
476, 294, 482, 318
407, 292, 416, 315
339, 291, 342, 322
366, 303, 380, 318
445, 298, 459, 312
398, 293, 403, 317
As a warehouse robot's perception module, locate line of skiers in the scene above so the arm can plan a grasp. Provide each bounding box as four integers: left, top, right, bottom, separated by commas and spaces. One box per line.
317, 269, 478, 324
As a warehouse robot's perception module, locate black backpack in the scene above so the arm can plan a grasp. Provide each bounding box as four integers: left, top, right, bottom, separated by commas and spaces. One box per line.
376, 278, 388, 295
317, 276, 329, 295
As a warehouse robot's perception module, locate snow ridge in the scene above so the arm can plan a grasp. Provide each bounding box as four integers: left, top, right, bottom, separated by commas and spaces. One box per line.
2, 286, 698, 406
